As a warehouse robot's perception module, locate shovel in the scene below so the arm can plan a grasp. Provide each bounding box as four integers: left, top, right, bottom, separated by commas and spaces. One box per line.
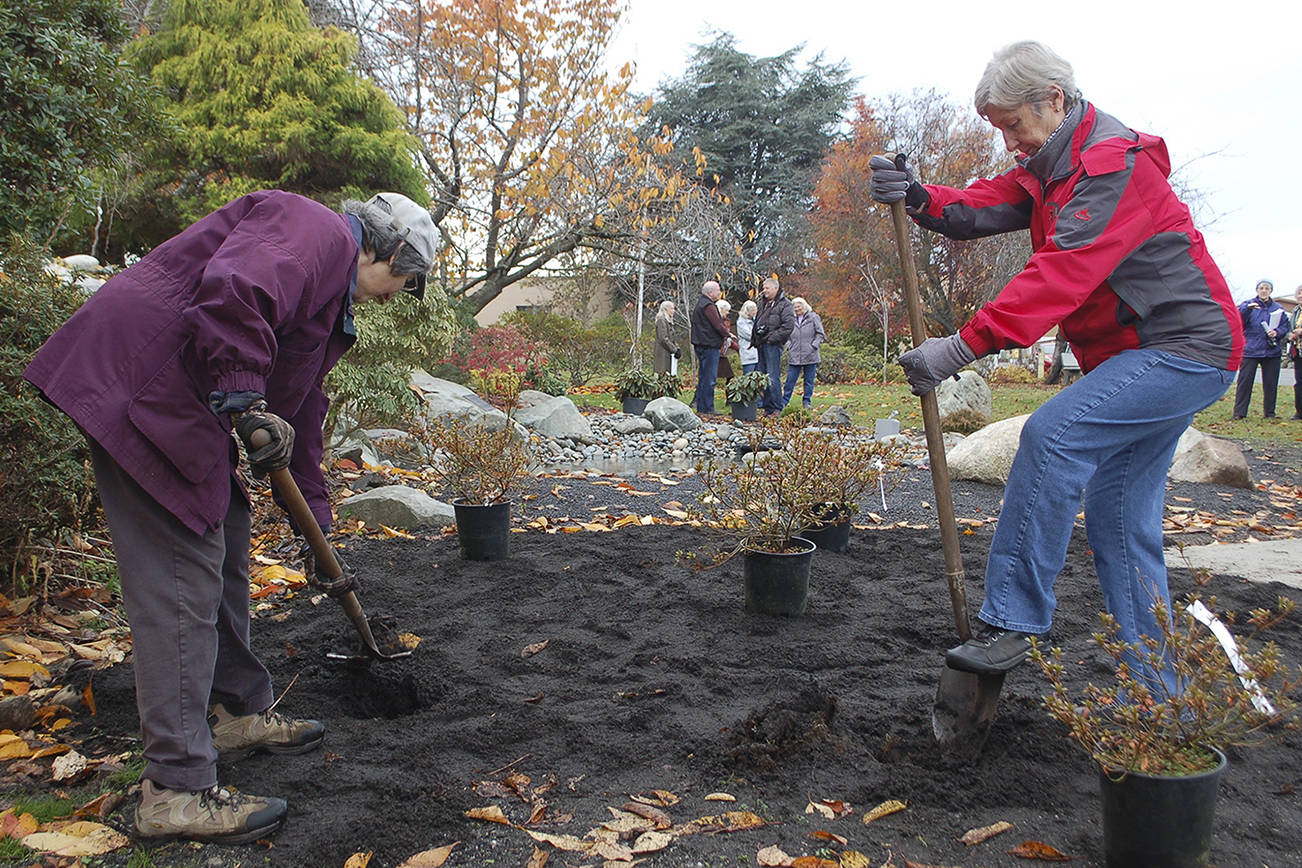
886, 155, 1003, 759
246, 428, 411, 661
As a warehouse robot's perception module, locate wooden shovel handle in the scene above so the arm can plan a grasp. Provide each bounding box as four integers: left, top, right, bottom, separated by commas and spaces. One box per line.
888, 156, 972, 641
246, 427, 343, 580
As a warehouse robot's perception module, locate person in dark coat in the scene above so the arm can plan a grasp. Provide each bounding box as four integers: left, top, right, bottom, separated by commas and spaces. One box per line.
653, 300, 680, 374
751, 277, 795, 414
1232, 279, 1289, 419
23, 190, 437, 844
689, 281, 732, 413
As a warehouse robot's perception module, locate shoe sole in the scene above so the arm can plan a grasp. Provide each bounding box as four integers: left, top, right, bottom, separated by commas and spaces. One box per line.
217, 734, 324, 763
944, 648, 1029, 676
135, 812, 286, 846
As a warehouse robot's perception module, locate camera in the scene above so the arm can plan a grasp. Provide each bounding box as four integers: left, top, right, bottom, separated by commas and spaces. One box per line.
752, 323, 771, 343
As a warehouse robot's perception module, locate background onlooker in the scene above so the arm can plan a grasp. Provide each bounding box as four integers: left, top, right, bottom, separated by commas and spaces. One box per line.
752, 277, 796, 415
653, 300, 680, 375
736, 300, 760, 373
1289, 285, 1302, 420
715, 298, 738, 385
1233, 279, 1288, 419
689, 281, 732, 414
782, 296, 825, 408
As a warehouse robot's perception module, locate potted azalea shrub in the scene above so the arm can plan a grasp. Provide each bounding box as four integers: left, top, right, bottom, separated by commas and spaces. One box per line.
799, 430, 901, 553
418, 378, 537, 561
614, 368, 658, 415
724, 370, 769, 421
654, 371, 683, 401
679, 417, 828, 614
1030, 592, 1299, 868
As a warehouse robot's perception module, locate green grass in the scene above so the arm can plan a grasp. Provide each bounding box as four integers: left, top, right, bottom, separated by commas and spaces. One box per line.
569, 378, 1302, 445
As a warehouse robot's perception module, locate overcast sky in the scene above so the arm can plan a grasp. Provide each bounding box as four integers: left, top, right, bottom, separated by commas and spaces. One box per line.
609, 0, 1299, 301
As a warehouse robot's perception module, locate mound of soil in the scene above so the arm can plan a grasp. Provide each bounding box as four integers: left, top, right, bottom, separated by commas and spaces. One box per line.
82, 510, 1302, 867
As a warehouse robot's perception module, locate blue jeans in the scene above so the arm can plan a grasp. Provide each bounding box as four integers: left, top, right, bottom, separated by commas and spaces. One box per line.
693, 345, 720, 413
756, 344, 783, 411
979, 350, 1233, 686
741, 362, 759, 374
783, 363, 817, 407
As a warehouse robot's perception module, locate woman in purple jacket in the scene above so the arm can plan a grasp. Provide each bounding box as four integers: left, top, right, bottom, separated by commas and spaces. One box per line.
24, 190, 436, 844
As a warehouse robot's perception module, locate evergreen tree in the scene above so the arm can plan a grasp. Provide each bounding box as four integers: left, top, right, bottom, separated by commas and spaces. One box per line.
644, 33, 854, 285
112, 0, 426, 253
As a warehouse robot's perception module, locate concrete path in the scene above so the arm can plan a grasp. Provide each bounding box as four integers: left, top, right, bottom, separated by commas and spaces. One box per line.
1168, 536, 1302, 589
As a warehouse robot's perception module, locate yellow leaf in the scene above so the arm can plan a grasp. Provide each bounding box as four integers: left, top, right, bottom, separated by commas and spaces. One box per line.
0, 660, 49, 679
958, 819, 1013, 845
839, 852, 872, 868
465, 805, 511, 825
257, 565, 288, 582
396, 842, 459, 867
757, 844, 794, 866
0, 735, 30, 759
632, 830, 673, 853
21, 821, 128, 857
862, 799, 907, 824
31, 743, 71, 759
344, 852, 373, 868
0, 809, 39, 839
524, 830, 593, 852
525, 846, 550, 868
1, 638, 44, 658
805, 799, 834, 819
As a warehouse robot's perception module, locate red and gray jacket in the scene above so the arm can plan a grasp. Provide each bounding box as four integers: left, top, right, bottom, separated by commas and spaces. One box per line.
912, 101, 1243, 373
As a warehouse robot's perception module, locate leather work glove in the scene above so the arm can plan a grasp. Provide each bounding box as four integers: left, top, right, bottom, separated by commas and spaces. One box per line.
234, 406, 295, 477
898, 334, 977, 396
299, 536, 359, 598
868, 154, 930, 213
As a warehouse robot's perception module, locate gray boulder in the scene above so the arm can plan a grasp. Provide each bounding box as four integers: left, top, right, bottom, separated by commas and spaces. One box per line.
516, 389, 555, 410
514, 396, 595, 444
936, 371, 992, 420
818, 405, 852, 426
336, 485, 456, 529
1169, 428, 1252, 488
945, 414, 1029, 484
612, 415, 654, 435
409, 370, 509, 431
645, 397, 702, 432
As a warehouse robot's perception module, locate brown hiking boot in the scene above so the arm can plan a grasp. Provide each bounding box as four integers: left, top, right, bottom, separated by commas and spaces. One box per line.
208, 703, 325, 761
134, 778, 287, 844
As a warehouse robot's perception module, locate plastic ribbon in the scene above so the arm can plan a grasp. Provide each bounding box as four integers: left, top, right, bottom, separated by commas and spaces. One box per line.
1186, 599, 1275, 715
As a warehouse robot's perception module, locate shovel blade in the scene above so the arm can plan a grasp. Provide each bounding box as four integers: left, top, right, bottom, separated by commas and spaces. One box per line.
932, 664, 1005, 761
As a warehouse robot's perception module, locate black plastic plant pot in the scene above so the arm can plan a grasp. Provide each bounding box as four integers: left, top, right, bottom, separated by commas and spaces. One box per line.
730, 400, 758, 421
1099, 748, 1226, 868
742, 537, 815, 615
452, 500, 511, 561
621, 397, 650, 415
802, 505, 852, 553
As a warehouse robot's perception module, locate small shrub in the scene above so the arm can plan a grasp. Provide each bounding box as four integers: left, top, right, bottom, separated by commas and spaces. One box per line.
988, 364, 1038, 384
614, 368, 660, 401
941, 408, 990, 435
815, 343, 881, 384
0, 235, 99, 591
415, 380, 536, 505
779, 405, 816, 426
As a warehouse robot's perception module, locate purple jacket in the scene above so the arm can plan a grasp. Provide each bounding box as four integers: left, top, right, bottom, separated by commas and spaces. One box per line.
24, 191, 359, 534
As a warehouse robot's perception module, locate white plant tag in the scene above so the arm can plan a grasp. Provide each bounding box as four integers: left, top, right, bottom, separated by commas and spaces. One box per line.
1187, 599, 1275, 715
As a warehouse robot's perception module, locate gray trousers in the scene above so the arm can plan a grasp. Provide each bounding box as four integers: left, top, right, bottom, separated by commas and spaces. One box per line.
90, 441, 274, 791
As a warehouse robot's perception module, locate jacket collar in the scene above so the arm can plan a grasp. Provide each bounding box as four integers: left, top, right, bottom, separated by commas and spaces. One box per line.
1021, 99, 1088, 183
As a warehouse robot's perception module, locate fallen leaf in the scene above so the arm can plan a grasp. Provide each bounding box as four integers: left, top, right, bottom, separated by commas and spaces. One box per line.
637, 789, 680, 806
719, 810, 766, 831
632, 830, 674, 853
343, 852, 373, 868
82, 682, 96, 715
525, 846, 550, 868
758, 844, 795, 866
622, 801, 672, 829
1006, 840, 1071, 861
21, 821, 129, 857
30, 744, 71, 759
593, 839, 634, 861
805, 799, 835, 819
839, 852, 872, 868
465, 805, 511, 825
0, 733, 30, 760
862, 799, 907, 824
811, 829, 848, 846
0, 660, 49, 679
0, 809, 39, 839
74, 792, 124, 819
703, 792, 736, 802
521, 640, 550, 658
958, 820, 1013, 845
792, 858, 839, 868
396, 842, 459, 867
524, 830, 593, 852
51, 749, 88, 781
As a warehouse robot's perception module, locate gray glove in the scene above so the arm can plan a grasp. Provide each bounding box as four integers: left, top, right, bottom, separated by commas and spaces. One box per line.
869, 154, 929, 211
898, 334, 977, 396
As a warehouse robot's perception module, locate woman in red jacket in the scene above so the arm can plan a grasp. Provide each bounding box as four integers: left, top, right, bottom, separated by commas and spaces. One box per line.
870, 42, 1242, 689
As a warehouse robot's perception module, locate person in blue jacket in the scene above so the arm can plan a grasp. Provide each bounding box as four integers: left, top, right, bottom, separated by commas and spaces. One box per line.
1233, 280, 1289, 419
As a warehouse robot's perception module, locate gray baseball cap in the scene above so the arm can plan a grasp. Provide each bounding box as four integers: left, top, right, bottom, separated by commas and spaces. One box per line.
366, 192, 436, 299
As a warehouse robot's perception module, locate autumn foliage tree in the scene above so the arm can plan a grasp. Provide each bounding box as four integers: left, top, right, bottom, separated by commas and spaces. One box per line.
807, 91, 1028, 340
360, 0, 690, 316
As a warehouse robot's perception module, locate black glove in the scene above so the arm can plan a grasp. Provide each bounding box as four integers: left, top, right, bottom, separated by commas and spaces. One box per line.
235, 407, 295, 476
869, 154, 929, 212
898, 334, 977, 396
673, 348, 682, 358
299, 537, 359, 598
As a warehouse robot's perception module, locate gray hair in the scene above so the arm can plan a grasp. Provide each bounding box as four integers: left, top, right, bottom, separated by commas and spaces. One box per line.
739, 300, 758, 318
791, 296, 813, 314
716, 298, 731, 315
341, 199, 433, 275
974, 41, 1081, 117
656, 299, 675, 321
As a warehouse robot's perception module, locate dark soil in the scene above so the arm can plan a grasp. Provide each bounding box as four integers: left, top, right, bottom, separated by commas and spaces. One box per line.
47, 439, 1302, 866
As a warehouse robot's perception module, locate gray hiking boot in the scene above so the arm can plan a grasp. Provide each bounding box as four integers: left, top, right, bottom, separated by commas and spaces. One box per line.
134, 778, 287, 844
208, 703, 325, 761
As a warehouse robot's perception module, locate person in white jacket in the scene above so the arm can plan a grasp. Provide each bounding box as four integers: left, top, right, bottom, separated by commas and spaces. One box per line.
736, 300, 760, 373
